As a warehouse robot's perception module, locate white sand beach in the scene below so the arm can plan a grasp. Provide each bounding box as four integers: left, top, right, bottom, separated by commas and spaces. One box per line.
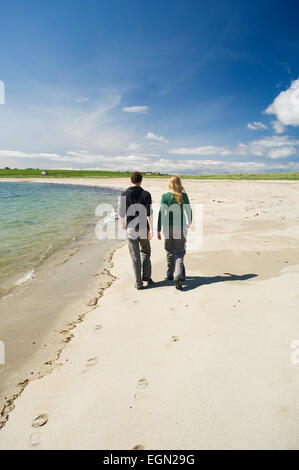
0, 178, 299, 449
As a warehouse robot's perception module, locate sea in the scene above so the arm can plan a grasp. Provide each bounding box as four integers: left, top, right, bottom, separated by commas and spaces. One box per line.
0, 181, 120, 297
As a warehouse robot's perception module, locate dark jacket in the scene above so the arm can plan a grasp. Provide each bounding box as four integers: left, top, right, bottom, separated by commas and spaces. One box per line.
119, 186, 152, 229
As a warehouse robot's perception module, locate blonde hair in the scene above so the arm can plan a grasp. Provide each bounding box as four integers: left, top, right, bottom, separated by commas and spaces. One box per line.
168, 175, 185, 205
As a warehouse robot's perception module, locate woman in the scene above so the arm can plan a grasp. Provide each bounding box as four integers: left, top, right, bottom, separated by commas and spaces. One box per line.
157, 176, 192, 290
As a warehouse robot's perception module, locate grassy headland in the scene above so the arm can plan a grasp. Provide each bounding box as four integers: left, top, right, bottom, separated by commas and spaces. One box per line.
0, 168, 299, 180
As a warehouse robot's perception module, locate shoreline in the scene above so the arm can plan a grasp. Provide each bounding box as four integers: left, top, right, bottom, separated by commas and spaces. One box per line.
0, 177, 127, 191
1, 176, 299, 186
0, 180, 126, 427
0, 238, 124, 428
0, 183, 120, 299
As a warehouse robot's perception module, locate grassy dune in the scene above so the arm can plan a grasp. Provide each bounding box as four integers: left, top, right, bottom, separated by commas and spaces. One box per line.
0, 169, 299, 180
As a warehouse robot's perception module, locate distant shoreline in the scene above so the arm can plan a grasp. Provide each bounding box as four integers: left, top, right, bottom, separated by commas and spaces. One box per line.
1, 169, 299, 180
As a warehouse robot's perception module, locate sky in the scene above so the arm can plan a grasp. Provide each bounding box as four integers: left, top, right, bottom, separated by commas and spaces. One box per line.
0, 0, 299, 174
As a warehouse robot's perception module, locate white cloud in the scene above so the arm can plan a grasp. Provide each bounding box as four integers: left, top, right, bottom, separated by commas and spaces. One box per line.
74, 96, 89, 103
145, 131, 168, 143
0, 149, 150, 164
247, 121, 268, 130
122, 106, 149, 114
68, 93, 122, 141
170, 145, 231, 156
93, 158, 299, 174
236, 135, 299, 159
0, 149, 97, 163
267, 147, 296, 159
0, 150, 63, 159
127, 142, 139, 150
2, 148, 299, 173
61, 151, 154, 164
114, 155, 150, 162
0, 88, 128, 154
271, 120, 285, 134
149, 159, 267, 173
264, 78, 299, 132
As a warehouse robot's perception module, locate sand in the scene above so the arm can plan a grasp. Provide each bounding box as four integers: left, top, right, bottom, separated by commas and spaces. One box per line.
0, 177, 299, 449
0, 229, 120, 420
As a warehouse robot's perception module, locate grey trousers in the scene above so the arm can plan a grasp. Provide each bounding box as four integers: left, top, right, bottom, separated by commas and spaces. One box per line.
164, 229, 186, 281
127, 236, 151, 288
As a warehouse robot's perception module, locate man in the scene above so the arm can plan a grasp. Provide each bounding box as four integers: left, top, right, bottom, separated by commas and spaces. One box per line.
119, 171, 154, 290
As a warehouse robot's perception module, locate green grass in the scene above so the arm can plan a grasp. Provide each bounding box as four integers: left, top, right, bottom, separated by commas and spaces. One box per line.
0, 168, 299, 180
0, 169, 133, 178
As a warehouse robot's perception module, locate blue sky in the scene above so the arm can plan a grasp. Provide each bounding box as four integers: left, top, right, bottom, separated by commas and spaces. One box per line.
0, 0, 299, 173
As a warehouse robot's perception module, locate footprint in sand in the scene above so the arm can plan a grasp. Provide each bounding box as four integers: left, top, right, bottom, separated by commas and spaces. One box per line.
134, 378, 148, 401
165, 335, 179, 350
94, 324, 103, 332
29, 431, 41, 447
32, 413, 48, 428
86, 357, 98, 367
81, 357, 98, 374
136, 377, 148, 389
134, 391, 147, 401
133, 444, 145, 450
87, 297, 98, 307
169, 307, 177, 316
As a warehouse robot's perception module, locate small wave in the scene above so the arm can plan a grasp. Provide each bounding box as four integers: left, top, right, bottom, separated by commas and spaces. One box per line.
2, 293, 13, 300
15, 269, 35, 286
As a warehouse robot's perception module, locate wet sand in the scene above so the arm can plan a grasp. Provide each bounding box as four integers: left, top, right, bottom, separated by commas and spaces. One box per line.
0, 213, 120, 426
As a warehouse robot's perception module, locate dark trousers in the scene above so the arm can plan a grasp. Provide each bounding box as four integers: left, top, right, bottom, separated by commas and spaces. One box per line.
164, 227, 186, 281
127, 236, 151, 288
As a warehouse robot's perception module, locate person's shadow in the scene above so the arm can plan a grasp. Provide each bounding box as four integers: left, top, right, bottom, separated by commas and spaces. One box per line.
147, 273, 257, 291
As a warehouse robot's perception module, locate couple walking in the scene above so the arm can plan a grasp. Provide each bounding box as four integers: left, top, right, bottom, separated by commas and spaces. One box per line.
119, 171, 192, 290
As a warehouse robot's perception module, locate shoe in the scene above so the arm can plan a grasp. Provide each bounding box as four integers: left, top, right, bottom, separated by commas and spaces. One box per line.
143, 278, 154, 285
166, 274, 174, 281
136, 285, 144, 290
175, 280, 182, 290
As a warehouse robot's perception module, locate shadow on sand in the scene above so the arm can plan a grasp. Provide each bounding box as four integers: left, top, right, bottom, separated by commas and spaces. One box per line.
147, 272, 258, 291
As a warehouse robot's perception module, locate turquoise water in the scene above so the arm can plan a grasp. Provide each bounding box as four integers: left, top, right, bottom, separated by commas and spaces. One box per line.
0, 182, 119, 295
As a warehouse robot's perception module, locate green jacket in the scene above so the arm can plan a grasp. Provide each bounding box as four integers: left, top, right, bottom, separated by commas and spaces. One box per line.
157, 191, 192, 232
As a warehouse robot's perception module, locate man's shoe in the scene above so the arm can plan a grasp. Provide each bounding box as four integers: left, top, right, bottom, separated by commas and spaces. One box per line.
136, 285, 144, 290
175, 280, 182, 290
143, 278, 154, 285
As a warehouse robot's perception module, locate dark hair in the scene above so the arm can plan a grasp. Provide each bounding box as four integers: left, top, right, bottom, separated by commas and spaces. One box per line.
131, 171, 143, 184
